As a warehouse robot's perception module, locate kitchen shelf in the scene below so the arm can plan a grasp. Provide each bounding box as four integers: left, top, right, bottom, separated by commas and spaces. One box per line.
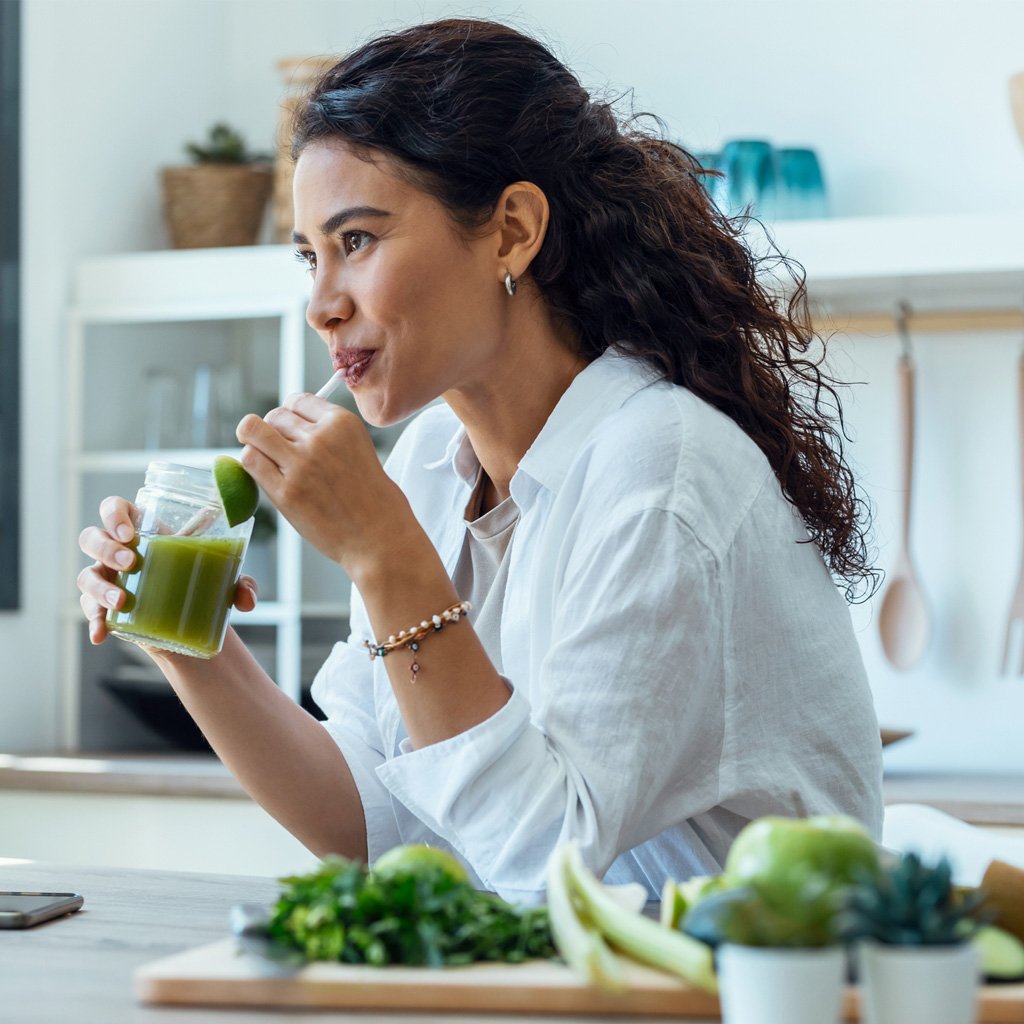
768, 211, 1024, 326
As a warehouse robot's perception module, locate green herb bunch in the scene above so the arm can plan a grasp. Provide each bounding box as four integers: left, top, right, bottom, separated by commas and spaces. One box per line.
841, 852, 987, 946
267, 856, 555, 967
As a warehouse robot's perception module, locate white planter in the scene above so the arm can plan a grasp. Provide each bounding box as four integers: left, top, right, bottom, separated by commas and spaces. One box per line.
856, 940, 979, 1024
717, 943, 845, 1024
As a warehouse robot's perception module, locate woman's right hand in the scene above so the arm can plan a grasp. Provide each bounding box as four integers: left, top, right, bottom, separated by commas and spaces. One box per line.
77, 495, 259, 646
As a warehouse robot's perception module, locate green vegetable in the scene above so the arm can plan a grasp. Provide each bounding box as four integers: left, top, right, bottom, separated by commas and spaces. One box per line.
545, 841, 628, 992
268, 855, 555, 967
562, 842, 718, 993
973, 924, 1024, 981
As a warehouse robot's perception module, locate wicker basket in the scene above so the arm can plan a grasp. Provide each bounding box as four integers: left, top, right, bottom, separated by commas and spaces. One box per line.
161, 164, 273, 249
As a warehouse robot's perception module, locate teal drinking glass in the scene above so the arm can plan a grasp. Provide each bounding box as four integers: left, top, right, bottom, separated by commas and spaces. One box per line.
776, 147, 828, 220
718, 139, 778, 220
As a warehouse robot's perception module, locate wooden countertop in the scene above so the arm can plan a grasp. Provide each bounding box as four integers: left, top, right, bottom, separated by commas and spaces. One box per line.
1, 860, 707, 1023
1, 752, 1022, 827
881, 771, 1024, 828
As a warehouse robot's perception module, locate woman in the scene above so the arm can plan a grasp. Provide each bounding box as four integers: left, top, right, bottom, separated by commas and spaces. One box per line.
78, 18, 882, 903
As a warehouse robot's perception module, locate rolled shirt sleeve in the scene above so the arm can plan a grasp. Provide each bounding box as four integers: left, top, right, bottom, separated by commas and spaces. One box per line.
374, 508, 724, 904
310, 615, 404, 865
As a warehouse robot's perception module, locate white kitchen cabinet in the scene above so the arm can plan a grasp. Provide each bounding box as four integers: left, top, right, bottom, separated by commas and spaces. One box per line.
61, 246, 401, 752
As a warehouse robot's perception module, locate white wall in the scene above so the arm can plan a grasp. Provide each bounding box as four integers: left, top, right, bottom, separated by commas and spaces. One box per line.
6, 0, 1024, 775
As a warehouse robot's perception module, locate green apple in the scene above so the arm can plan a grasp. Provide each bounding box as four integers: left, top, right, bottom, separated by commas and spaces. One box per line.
724, 814, 880, 894
371, 844, 469, 885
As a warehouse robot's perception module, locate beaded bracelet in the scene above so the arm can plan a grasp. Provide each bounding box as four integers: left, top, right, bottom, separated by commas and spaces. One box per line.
363, 600, 472, 683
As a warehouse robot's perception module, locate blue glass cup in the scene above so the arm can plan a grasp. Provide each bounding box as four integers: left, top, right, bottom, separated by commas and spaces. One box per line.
691, 150, 725, 208
775, 147, 828, 220
718, 139, 778, 219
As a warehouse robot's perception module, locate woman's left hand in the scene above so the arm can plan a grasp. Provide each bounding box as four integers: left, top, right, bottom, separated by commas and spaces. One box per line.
236, 394, 420, 579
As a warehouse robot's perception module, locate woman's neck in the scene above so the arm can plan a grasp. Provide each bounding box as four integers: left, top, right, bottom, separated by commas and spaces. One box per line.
444, 311, 588, 512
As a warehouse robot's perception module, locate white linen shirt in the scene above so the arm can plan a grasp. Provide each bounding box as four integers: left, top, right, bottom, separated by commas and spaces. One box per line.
311, 349, 883, 904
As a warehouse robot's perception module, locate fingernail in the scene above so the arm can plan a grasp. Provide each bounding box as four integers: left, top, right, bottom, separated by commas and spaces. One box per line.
105, 588, 121, 607
116, 525, 133, 542
248, 580, 259, 598
115, 550, 134, 568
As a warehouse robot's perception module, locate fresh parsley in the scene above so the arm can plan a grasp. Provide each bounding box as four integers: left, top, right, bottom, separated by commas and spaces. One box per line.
267, 855, 556, 967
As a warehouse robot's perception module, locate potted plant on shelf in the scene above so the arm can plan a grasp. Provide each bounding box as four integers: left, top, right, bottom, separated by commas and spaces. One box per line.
161, 123, 273, 249
842, 851, 986, 1024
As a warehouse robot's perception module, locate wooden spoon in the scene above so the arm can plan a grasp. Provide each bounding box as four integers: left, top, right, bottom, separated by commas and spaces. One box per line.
878, 344, 931, 670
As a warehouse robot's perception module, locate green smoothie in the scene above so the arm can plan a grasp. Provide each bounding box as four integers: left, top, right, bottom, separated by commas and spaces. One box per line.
106, 534, 246, 658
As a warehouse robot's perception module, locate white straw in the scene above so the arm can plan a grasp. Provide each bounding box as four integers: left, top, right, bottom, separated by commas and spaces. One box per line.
315, 369, 347, 400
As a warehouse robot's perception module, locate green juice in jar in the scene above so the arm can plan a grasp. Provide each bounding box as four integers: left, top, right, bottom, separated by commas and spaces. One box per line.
107, 534, 246, 657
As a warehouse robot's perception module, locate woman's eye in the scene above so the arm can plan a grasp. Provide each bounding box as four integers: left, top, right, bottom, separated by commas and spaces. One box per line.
293, 249, 317, 273
342, 231, 372, 256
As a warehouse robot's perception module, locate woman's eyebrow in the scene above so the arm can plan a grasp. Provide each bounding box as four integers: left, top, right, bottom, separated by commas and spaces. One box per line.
292, 206, 393, 244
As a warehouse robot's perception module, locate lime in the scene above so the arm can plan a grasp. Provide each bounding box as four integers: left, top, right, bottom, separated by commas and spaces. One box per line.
371, 844, 469, 884
213, 456, 259, 527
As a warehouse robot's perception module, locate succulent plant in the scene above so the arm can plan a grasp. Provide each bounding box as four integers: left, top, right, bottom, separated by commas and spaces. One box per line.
185, 123, 270, 164
841, 852, 987, 946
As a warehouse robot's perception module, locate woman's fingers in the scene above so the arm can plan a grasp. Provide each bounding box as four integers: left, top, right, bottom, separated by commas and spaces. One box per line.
78, 565, 117, 644
233, 574, 258, 612
76, 495, 137, 644
79, 524, 136, 572
236, 412, 292, 468
99, 495, 137, 544
76, 560, 124, 610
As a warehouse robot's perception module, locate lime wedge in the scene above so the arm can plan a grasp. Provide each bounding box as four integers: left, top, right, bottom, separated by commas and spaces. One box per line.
213, 456, 259, 527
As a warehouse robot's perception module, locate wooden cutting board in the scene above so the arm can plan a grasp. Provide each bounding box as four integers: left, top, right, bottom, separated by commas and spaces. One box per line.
135, 938, 1024, 1020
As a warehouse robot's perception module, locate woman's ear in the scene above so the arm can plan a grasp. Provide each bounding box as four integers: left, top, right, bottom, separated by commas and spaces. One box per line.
492, 181, 549, 284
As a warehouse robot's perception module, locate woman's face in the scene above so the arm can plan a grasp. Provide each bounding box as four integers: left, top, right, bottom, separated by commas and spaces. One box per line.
292, 141, 507, 427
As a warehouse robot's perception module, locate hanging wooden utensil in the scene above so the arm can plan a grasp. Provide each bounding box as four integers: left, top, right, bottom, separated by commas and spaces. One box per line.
878, 304, 931, 670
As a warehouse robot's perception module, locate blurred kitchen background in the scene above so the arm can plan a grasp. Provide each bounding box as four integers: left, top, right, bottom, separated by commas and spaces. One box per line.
2, 0, 1024, 873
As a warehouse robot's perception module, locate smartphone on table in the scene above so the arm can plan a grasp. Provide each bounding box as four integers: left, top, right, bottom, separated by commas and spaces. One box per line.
0, 892, 84, 928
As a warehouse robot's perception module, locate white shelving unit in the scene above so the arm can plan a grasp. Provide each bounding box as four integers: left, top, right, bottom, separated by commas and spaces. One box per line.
768, 211, 1024, 328
62, 245, 356, 752
60, 215, 1024, 751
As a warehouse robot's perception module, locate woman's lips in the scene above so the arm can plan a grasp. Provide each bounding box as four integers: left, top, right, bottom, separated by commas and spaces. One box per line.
333, 349, 376, 387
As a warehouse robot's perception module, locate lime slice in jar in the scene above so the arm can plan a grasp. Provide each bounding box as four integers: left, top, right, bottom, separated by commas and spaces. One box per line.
213, 456, 259, 527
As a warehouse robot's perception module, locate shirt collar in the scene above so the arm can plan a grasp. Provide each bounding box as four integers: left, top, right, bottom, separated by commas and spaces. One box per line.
423, 348, 662, 494
518, 348, 662, 494
424, 421, 480, 485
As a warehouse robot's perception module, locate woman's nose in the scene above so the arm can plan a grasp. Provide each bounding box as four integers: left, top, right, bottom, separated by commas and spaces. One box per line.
306, 277, 355, 333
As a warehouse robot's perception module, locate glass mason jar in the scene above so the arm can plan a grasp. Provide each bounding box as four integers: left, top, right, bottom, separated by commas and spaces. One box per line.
106, 462, 254, 658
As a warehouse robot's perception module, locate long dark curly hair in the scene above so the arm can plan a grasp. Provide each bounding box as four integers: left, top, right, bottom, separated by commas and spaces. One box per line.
291, 18, 878, 602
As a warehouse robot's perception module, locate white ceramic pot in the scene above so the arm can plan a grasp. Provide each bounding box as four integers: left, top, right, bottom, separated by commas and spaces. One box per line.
856, 940, 979, 1024
717, 943, 845, 1024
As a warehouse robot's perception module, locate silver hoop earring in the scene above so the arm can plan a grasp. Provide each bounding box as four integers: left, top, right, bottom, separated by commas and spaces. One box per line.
504, 271, 517, 297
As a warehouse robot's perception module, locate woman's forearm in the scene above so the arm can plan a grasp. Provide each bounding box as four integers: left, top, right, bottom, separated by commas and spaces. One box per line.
351, 531, 511, 751
150, 628, 368, 861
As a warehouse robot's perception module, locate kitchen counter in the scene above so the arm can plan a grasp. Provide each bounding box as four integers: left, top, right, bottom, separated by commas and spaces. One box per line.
881, 771, 1024, 829
0, 860, 697, 1024
0, 751, 244, 799
2, 752, 1023, 827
